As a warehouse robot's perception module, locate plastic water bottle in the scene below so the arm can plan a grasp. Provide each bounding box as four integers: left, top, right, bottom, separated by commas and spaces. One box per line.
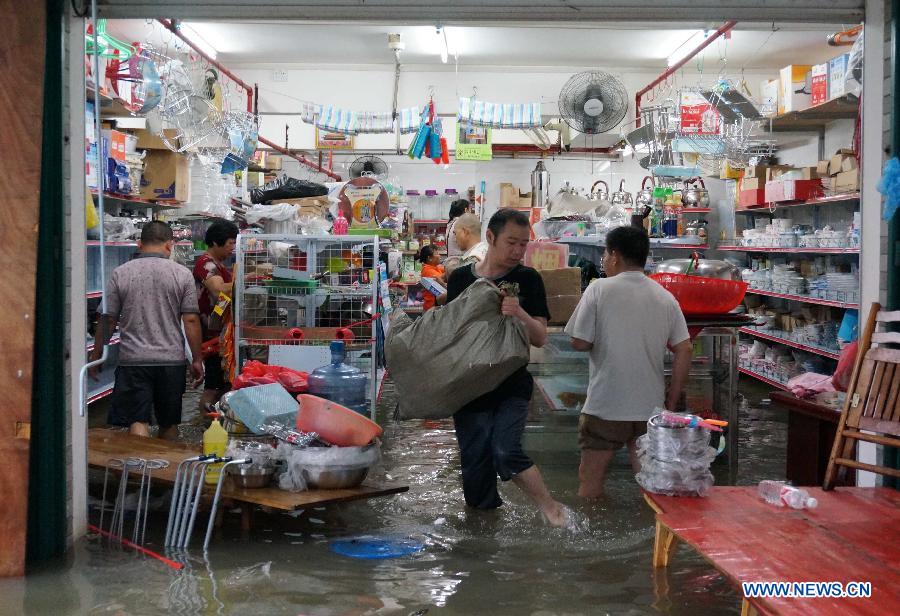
307, 340, 369, 415
757, 480, 818, 510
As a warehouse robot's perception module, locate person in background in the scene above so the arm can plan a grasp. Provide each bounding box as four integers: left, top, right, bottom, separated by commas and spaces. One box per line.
446, 208, 569, 527
417, 244, 446, 312
193, 220, 239, 413
90, 221, 203, 439
446, 199, 470, 258
564, 226, 692, 498
444, 213, 488, 278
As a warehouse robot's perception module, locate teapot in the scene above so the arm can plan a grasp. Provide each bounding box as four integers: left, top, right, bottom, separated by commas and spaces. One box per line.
589, 179, 609, 201
683, 177, 710, 209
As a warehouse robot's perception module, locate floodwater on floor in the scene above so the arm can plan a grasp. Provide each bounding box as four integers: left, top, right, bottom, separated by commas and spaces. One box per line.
1, 380, 786, 615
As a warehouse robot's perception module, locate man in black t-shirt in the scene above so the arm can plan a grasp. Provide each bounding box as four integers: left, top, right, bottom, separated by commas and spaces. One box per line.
446, 209, 568, 527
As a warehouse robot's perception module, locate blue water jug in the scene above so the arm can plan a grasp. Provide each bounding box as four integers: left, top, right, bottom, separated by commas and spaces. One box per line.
308, 340, 369, 415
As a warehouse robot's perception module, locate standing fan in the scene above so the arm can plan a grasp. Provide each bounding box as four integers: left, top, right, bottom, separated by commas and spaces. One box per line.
558, 71, 629, 134
349, 155, 389, 178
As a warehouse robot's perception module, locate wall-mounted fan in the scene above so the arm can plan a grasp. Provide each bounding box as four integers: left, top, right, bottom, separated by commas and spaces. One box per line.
558, 71, 629, 135
349, 155, 388, 179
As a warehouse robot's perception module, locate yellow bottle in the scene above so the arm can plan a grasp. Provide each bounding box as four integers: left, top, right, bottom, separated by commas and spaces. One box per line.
203, 418, 228, 484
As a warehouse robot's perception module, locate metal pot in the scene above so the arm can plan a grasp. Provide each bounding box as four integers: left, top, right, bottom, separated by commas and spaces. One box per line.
655, 257, 741, 280
301, 465, 370, 489
228, 463, 276, 489
590, 179, 609, 201
683, 177, 710, 209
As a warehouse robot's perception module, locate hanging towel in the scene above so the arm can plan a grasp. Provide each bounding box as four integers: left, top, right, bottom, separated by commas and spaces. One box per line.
316, 106, 357, 135
300, 102, 321, 124
399, 106, 421, 134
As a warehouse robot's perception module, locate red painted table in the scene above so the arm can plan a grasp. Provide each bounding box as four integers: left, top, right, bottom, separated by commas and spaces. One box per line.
643, 486, 900, 615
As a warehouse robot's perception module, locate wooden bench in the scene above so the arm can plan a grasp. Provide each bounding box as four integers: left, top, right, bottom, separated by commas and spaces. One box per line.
644, 486, 900, 615
88, 428, 408, 533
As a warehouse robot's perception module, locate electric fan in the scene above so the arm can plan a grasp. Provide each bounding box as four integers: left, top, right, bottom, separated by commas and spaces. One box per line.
348, 155, 389, 179
558, 71, 629, 134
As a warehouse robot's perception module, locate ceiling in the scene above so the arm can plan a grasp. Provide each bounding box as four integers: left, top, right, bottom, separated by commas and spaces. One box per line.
108, 20, 851, 71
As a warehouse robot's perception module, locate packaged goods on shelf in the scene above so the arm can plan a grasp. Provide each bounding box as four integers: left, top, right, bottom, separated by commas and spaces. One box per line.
738, 188, 766, 208
779, 64, 813, 113
829, 54, 850, 99
759, 79, 779, 116
828, 149, 856, 176
811, 63, 829, 106
764, 179, 822, 203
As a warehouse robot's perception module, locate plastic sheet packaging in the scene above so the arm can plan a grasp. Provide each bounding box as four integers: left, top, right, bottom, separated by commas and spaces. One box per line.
635, 410, 716, 497
102, 214, 138, 241
227, 383, 300, 434
226, 439, 275, 468
274, 441, 380, 492
249, 174, 328, 204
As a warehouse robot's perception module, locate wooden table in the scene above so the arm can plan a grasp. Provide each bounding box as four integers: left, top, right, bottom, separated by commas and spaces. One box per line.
644, 486, 900, 615
88, 429, 408, 532
770, 391, 843, 486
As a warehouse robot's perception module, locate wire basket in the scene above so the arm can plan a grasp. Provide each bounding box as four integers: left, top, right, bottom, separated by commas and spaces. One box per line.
650, 273, 748, 315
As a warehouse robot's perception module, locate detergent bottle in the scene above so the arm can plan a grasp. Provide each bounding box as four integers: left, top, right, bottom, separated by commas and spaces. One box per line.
203, 418, 228, 484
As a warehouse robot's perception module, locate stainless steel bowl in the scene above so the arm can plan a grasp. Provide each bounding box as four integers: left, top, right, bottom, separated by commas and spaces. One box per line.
655, 258, 741, 281
301, 466, 370, 489
228, 463, 275, 489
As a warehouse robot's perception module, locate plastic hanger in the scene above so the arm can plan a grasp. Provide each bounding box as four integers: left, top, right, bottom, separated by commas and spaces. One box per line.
86, 19, 135, 61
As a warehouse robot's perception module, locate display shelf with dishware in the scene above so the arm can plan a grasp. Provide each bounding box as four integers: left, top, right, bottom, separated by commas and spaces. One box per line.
738, 366, 790, 391
735, 192, 860, 213
738, 327, 841, 360
744, 288, 859, 309
718, 245, 859, 254
741, 265, 859, 307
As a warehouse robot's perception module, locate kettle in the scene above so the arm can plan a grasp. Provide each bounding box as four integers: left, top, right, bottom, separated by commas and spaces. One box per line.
683, 177, 710, 209
611, 179, 633, 209
590, 179, 609, 201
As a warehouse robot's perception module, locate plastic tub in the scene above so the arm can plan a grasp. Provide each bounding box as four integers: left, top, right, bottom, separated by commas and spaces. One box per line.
295, 394, 383, 447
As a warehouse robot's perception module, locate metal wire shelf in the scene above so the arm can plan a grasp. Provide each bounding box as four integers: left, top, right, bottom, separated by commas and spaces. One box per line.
234, 234, 381, 418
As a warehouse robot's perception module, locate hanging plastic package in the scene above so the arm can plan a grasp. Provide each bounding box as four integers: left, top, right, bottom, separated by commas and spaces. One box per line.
408, 102, 434, 159
386, 279, 530, 419
429, 119, 443, 164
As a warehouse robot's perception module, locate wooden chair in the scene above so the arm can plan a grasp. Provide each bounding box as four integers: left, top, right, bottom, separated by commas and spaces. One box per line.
824, 302, 900, 489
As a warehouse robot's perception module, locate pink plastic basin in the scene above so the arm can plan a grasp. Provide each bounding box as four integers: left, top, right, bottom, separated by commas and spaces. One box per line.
295, 394, 383, 447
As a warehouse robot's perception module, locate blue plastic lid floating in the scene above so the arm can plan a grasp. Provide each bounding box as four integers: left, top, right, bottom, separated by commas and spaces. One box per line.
329, 535, 425, 559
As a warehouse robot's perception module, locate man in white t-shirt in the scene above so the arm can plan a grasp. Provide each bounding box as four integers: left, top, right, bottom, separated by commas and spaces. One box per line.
564, 226, 692, 498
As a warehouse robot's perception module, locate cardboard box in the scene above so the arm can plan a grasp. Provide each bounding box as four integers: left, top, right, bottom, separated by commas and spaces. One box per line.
765, 179, 824, 203
101, 129, 126, 162
741, 177, 765, 191
811, 63, 829, 106
779, 64, 812, 114
765, 165, 794, 182
738, 189, 767, 208
720, 160, 743, 180
829, 149, 855, 176
759, 79, 779, 116
500, 183, 520, 208
841, 156, 858, 173
816, 160, 831, 176
539, 267, 582, 325
834, 169, 859, 192
743, 165, 769, 178
267, 154, 283, 170
525, 242, 569, 270
829, 54, 850, 99
135, 128, 180, 150
139, 150, 190, 201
